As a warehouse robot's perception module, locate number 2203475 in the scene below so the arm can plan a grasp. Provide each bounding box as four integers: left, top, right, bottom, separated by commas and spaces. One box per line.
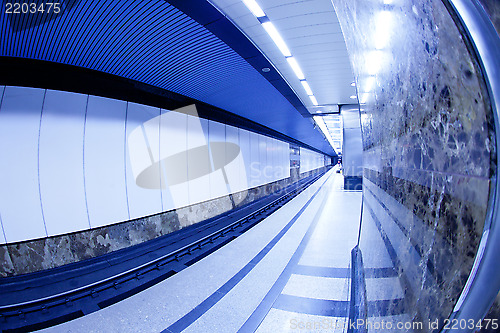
4, 2, 61, 14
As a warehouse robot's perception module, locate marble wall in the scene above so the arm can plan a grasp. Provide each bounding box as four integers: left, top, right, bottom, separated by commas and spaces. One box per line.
332, 0, 496, 331
479, 0, 500, 35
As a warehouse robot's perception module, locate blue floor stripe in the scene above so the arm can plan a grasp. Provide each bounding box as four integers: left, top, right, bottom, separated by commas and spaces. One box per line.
294, 265, 398, 279
293, 265, 350, 278
162, 172, 332, 333
271, 294, 406, 318
273, 294, 349, 317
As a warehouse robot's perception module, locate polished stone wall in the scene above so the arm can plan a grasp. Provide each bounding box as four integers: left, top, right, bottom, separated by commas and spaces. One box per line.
479, 0, 500, 35
333, 0, 496, 331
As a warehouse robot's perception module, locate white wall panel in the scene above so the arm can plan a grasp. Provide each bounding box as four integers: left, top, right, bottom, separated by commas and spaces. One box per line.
187, 116, 210, 206
0, 86, 303, 243
269, 138, 276, 182
208, 121, 229, 199
159, 109, 188, 211
249, 131, 260, 189
239, 128, 251, 189
277, 141, 283, 180
0, 86, 46, 242
126, 103, 162, 220
284, 142, 291, 178
275, 140, 283, 180
300, 147, 326, 174
224, 125, 238, 194
258, 134, 267, 186
266, 136, 274, 183
84, 96, 128, 228
162, 110, 189, 209
39, 90, 89, 236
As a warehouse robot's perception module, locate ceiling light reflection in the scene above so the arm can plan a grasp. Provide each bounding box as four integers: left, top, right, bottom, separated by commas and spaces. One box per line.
286, 57, 305, 80
309, 95, 319, 106
374, 11, 393, 49
242, 0, 266, 17
365, 50, 386, 75
301, 80, 314, 95
313, 116, 336, 148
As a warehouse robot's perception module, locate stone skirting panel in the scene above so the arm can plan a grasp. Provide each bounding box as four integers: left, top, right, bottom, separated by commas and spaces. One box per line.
0, 167, 328, 277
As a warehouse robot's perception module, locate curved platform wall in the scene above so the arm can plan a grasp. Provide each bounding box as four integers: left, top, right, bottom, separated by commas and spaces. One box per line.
333, 0, 497, 330
0, 85, 296, 246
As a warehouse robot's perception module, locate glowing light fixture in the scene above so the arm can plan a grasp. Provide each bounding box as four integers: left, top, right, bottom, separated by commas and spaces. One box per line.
262, 22, 291, 57
351, 82, 356, 87
309, 95, 319, 106
301, 81, 313, 95
241, 0, 323, 108
242, 0, 266, 17
350, 95, 357, 99
286, 57, 305, 80
313, 116, 336, 148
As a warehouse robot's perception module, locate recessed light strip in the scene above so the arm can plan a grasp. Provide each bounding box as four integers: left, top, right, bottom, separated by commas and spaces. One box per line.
242, 0, 321, 111
286, 57, 305, 80
309, 95, 319, 106
261, 21, 291, 57
313, 116, 336, 148
242, 0, 266, 17
301, 80, 313, 95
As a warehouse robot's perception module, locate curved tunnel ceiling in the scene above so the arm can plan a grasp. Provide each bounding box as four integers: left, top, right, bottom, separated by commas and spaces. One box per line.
0, 0, 336, 156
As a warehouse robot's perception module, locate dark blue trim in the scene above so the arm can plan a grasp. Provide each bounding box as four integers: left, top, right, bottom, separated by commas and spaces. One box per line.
163, 173, 331, 333
273, 294, 349, 317
257, 16, 270, 24
293, 265, 397, 279
270, 295, 406, 318
294, 265, 350, 279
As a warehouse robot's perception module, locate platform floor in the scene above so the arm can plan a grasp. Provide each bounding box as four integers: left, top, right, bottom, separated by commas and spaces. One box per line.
43, 168, 368, 333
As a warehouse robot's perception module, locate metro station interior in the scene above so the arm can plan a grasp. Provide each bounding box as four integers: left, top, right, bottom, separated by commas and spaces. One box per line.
0, 0, 499, 332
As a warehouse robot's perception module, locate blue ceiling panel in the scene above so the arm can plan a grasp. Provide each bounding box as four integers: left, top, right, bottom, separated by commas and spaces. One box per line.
0, 0, 335, 156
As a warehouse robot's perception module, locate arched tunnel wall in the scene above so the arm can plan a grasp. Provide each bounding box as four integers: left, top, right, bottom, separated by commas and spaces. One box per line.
0, 86, 329, 277
332, 0, 498, 330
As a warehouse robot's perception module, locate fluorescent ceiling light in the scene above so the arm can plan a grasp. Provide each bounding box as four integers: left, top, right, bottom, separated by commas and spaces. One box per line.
301, 80, 313, 95
313, 116, 336, 149
309, 95, 319, 106
286, 57, 305, 80
350, 95, 357, 99
262, 21, 291, 57
242, 0, 266, 17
